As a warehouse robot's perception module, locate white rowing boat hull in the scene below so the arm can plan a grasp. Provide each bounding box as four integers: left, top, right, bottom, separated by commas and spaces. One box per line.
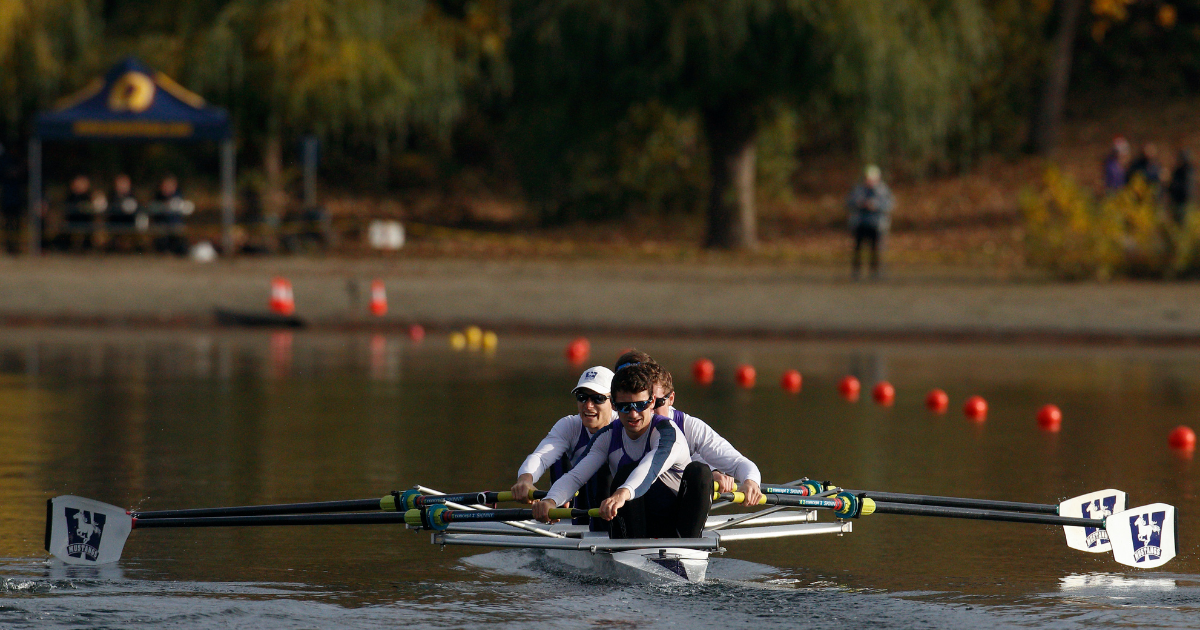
432, 515, 852, 583
544, 546, 710, 582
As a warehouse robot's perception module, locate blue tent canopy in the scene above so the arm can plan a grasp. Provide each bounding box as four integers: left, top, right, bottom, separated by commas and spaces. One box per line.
35, 58, 230, 142
28, 58, 236, 255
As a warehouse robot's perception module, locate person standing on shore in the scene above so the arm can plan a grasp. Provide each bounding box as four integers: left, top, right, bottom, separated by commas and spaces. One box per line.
1103, 136, 1130, 192
1127, 143, 1162, 188
847, 165, 894, 279
1168, 149, 1194, 224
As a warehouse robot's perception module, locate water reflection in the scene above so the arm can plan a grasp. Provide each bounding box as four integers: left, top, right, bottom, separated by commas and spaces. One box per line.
1059, 572, 1177, 591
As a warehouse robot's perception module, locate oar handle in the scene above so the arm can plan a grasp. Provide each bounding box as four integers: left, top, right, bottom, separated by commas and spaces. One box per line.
716, 480, 828, 497
407, 505, 599, 530
714, 491, 874, 518
391, 489, 549, 510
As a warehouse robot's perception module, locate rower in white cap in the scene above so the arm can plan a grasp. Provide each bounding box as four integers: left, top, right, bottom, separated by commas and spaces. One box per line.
510, 365, 617, 527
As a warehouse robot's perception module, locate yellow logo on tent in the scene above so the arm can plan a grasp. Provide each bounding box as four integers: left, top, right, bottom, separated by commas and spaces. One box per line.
108, 72, 155, 113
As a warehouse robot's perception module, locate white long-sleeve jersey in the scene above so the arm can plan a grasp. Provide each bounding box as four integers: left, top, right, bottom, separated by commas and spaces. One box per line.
516, 411, 618, 482
665, 407, 761, 485
544, 416, 692, 507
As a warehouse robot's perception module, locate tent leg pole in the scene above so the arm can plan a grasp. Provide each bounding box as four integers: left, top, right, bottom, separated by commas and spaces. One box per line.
220, 139, 235, 256
27, 138, 40, 256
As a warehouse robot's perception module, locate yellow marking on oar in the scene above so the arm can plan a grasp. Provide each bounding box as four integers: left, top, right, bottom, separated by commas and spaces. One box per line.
547, 508, 598, 519
713, 491, 766, 505
861, 498, 876, 516
379, 494, 397, 512
496, 491, 515, 503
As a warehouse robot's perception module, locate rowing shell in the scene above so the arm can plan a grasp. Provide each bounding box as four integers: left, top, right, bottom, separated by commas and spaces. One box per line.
431, 510, 852, 583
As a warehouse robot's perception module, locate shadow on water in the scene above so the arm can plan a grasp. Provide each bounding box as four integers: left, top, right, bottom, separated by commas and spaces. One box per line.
0, 328, 1197, 628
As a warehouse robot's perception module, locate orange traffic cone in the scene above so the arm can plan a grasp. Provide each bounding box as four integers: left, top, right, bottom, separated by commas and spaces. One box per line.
369, 279, 387, 316
270, 277, 295, 316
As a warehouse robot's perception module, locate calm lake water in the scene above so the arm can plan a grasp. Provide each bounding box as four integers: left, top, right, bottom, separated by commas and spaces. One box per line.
0, 328, 1196, 628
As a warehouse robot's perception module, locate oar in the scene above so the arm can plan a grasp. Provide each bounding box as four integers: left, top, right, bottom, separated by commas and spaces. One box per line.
718, 491, 1178, 570
754, 483, 1131, 554
130, 489, 550, 520
716, 490, 873, 519
132, 506, 594, 532
45, 494, 595, 566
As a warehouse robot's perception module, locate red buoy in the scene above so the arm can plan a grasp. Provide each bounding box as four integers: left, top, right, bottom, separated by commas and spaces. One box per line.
566, 337, 590, 364
1037, 404, 1063, 431
872, 381, 895, 406
692, 358, 715, 385
780, 370, 802, 393
408, 324, 425, 342
925, 389, 949, 413
1168, 426, 1196, 451
838, 376, 861, 402
963, 395, 988, 421
735, 364, 756, 388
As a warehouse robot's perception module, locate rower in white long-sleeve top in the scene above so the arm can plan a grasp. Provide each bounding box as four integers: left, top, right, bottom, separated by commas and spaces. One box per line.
510, 366, 616, 525
611, 350, 763, 507
533, 362, 712, 538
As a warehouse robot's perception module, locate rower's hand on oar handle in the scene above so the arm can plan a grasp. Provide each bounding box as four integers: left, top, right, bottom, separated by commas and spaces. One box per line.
741, 479, 763, 507
511, 475, 538, 503
599, 488, 632, 521
713, 471, 737, 493
531, 499, 559, 523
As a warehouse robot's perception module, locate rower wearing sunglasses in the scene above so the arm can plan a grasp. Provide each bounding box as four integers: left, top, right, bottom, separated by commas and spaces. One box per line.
613, 351, 763, 508
532, 362, 711, 539
510, 366, 617, 524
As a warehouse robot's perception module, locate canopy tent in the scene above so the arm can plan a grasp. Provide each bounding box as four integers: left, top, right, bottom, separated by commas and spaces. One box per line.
28, 57, 236, 254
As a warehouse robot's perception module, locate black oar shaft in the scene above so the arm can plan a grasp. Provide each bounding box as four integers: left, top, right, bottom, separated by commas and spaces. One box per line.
840, 489, 1058, 514
133, 512, 410, 528
442, 508, 589, 523
133, 498, 388, 520
872, 501, 1103, 527
131, 507, 594, 529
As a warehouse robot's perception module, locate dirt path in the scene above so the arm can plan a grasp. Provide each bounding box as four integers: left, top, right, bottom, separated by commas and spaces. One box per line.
1, 255, 1197, 343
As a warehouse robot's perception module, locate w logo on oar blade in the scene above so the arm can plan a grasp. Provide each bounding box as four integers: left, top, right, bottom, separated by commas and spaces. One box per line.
1129, 511, 1166, 563
63, 508, 106, 562
1081, 495, 1117, 548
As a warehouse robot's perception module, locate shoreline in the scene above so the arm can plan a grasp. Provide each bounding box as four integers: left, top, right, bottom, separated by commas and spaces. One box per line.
1, 255, 1198, 345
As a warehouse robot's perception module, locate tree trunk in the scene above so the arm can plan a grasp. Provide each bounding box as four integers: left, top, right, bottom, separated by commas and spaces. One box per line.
702, 105, 758, 250
1028, 0, 1085, 155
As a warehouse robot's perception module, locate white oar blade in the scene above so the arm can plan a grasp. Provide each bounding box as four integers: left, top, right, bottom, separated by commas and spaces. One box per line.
45, 496, 133, 565
1107, 503, 1177, 569
1059, 489, 1126, 553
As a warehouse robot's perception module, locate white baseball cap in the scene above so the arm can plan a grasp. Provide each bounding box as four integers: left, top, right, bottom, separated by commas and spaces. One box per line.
573, 366, 614, 395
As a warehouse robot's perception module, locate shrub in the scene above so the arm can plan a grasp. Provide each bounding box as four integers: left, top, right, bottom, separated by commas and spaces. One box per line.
1022, 167, 1200, 279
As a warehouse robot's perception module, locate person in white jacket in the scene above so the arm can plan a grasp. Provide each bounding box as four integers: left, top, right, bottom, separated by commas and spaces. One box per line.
612, 350, 763, 507
510, 366, 617, 524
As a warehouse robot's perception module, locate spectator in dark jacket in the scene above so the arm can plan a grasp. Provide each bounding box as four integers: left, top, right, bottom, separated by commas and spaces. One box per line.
1127, 143, 1162, 187
1168, 149, 1194, 224
847, 165, 894, 279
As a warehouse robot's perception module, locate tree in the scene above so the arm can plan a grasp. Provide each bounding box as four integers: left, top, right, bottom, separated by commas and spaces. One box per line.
0, 0, 105, 147
508, 0, 993, 249
188, 0, 484, 209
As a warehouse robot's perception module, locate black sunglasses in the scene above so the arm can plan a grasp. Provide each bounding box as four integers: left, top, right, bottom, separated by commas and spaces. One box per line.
614, 397, 656, 414
575, 391, 609, 405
